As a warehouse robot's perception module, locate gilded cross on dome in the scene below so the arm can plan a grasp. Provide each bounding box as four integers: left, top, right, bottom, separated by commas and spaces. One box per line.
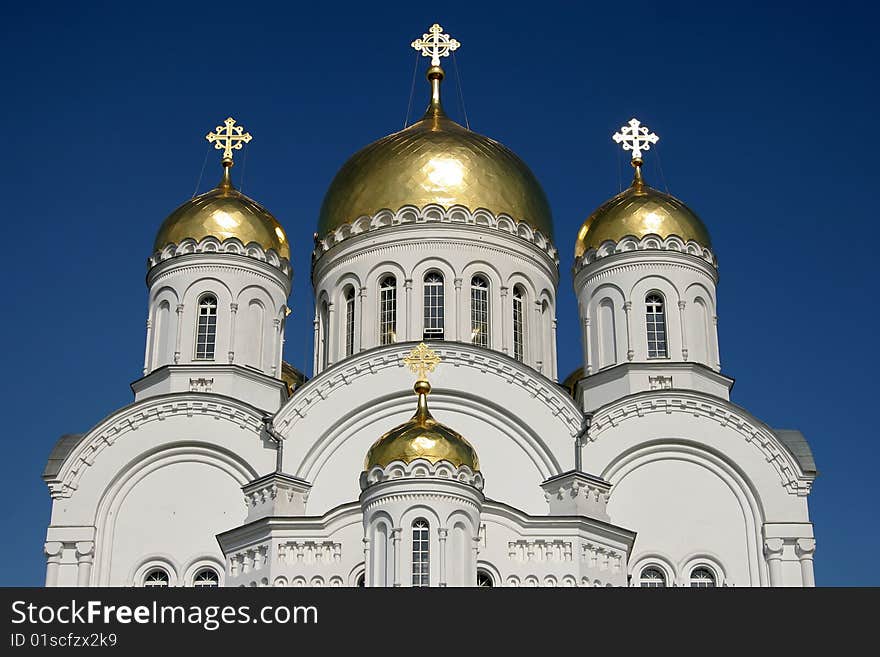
612, 118, 659, 162
411, 23, 460, 66
403, 343, 442, 381
206, 117, 252, 165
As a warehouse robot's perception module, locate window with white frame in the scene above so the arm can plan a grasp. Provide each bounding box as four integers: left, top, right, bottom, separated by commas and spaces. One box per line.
412, 518, 430, 587
379, 276, 396, 345
513, 286, 526, 362
639, 566, 667, 588
320, 300, 329, 369
470, 275, 489, 347
344, 286, 355, 358
195, 294, 218, 360
193, 567, 219, 588
689, 567, 716, 588
143, 568, 170, 587
645, 293, 668, 358
423, 273, 444, 340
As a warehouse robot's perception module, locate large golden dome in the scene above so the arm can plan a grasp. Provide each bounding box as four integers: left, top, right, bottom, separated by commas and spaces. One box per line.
318, 67, 553, 240
365, 380, 479, 471
154, 169, 290, 260
574, 166, 711, 259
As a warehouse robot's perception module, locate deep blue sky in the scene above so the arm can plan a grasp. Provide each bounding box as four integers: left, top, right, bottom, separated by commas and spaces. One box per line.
1, 1, 875, 586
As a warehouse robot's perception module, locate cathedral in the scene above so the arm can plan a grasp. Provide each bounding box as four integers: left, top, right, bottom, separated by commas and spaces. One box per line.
41, 25, 817, 588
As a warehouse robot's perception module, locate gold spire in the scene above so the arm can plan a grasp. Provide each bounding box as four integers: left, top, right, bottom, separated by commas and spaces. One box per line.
411, 24, 460, 113
364, 343, 479, 471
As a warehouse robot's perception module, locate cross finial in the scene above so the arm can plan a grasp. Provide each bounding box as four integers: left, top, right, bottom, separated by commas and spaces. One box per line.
612, 118, 659, 164
206, 117, 252, 167
403, 343, 442, 382
411, 23, 460, 67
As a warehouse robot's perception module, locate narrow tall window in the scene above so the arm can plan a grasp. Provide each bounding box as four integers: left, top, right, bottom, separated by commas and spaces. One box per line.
195, 294, 218, 360
193, 568, 219, 588
470, 275, 489, 347
379, 276, 397, 345
412, 518, 430, 587
645, 294, 668, 358
639, 567, 667, 588
320, 300, 330, 369
423, 273, 444, 340
344, 287, 355, 358
690, 567, 716, 588
513, 286, 526, 362
143, 568, 170, 588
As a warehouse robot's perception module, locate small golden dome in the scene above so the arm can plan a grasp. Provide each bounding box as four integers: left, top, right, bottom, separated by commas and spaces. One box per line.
574, 166, 711, 259
364, 380, 479, 471
318, 68, 553, 240
154, 169, 290, 260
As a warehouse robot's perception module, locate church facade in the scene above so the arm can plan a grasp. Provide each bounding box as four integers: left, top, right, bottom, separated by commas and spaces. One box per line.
41, 25, 817, 588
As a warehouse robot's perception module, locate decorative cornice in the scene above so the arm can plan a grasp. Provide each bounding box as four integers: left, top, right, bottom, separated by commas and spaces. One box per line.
587, 390, 814, 496
360, 458, 484, 491
576, 255, 718, 291
313, 204, 558, 263
45, 394, 266, 500
148, 236, 292, 278
573, 234, 716, 274
273, 342, 582, 438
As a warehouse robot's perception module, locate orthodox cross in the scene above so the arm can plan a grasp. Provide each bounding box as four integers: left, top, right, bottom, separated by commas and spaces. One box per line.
411, 23, 460, 66
403, 343, 442, 381
206, 117, 252, 164
612, 118, 659, 162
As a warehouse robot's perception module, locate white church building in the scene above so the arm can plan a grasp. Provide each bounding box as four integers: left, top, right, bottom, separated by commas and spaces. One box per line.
41, 25, 818, 588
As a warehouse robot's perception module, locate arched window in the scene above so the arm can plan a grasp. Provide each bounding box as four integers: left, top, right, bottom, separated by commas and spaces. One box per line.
639, 566, 667, 588
412, 518, 430, 587
195, 294, 218, 360
143, 568, 170, 588
470, 275, 489, 347
356, 573, 365, 588
344, 286, 355, 358
193, 568, 219, 588
379, 276, 397, 345
690, 567, 716, 588
513, 286, 526, 362
423, 273, 444, 340
645, 293, 668, 358
320, 300, 330, 369
476, 569, 494, 587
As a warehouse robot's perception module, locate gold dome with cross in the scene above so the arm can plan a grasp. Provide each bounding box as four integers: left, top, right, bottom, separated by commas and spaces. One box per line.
574, 118, 711, 259
364, 344, 480, 471
317, 24, 554, 241
154, 118, 291, 260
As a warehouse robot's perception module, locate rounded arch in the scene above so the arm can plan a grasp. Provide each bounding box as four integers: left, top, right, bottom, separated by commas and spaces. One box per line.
131, 555, 179, 588
182, 555, 226, 587
93, 442, 258, 586
602, 440, 766, 586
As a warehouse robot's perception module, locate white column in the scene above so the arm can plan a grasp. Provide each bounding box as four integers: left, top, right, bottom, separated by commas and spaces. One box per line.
453, 278, 463, 342
550, 316, 558, 381
143, 316, 153, 375
713, 314, 722, 371
326, 302, 335, 366
392, 528, 402, 587
174, 303, 185, 363
362, 537, 371, 588
470, 536, 480, 587
358, 285, 368, 352
271, 317, 281, 375
764, 538, 785, 587
75, 542, 94, 587
583, 315, 593, 375
312, 315, 320, 374
438, 528, 448, 588
404, 278, 413, 342
678, 300, 688, 361
228, 302, 238, 364
500, 286, 509, 354
796, 538, 816, 587
623, 300, 634, 361
44, 542, 63, 587
533, 301, 543, 373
